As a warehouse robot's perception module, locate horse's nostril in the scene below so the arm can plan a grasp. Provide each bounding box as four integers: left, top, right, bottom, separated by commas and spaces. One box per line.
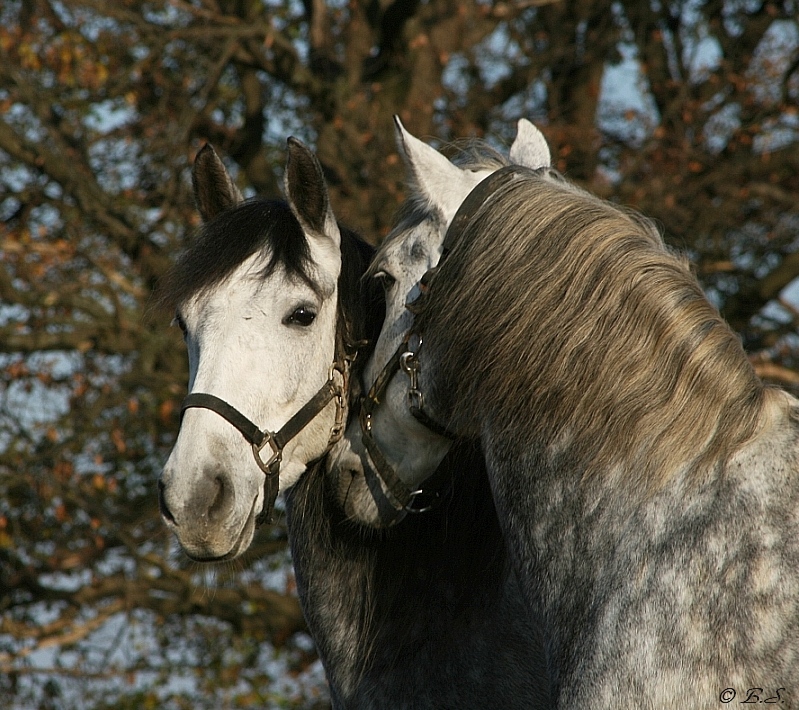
158, 480, 177, 525
208, 476, 226, 519
158, 471, 233, 526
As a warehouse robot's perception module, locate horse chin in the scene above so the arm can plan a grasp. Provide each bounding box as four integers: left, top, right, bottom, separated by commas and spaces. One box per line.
341, 482, 406, 528
275, 459, 309, 492
176, 495, 259, 563
324, 447, 405, 528
343, 480, 407, 529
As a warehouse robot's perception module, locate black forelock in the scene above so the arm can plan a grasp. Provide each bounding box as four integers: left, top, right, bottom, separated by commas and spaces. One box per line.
156, 197, 385, 377
156, 198, 316, 313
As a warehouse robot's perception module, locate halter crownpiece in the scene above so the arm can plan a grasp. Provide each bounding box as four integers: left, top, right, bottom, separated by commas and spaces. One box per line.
180, 360, 347, 526
407, 164, 537, 316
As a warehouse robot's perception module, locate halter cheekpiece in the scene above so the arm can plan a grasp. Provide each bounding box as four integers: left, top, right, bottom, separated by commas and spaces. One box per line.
359, 165, 537, 514
181, 360, 346, 526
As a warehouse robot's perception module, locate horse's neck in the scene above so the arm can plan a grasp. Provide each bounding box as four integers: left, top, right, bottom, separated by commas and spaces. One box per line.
285, 445, 509, 605
283, 463, 372, 698
283, 450, 541, 705
483, 388, 799, 692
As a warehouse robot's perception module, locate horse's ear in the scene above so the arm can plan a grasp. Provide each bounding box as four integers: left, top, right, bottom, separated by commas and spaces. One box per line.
192, 144, 244, 222
284, 137, 341, 250
393, 116, 479, 226
509, 119, 551, 170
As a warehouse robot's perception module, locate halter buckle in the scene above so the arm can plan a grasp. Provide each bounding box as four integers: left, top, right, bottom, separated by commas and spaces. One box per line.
399, 350, 424, 412
329, 391, 345, 442
359, 399, 374, 437
328, 361, 347, 443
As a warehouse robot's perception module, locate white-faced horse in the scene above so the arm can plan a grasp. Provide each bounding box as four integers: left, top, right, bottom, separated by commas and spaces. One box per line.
157, 139, 369, 559
157, 140, 549, 707
328, 119, 799, 707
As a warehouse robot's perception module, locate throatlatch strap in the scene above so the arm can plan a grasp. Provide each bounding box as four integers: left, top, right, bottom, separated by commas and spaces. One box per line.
408, 165, 535, 317
256, 474, 280, 527
442, 164, 532, 254
409, 404, 456, 440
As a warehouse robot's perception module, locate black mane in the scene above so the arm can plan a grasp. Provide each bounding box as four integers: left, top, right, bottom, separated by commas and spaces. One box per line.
158, 199, 317, 311
284, 440, 524, 697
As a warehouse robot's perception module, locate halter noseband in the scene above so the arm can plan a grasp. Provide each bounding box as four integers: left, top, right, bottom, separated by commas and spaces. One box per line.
358, 165, 535, 514
181, 361, 346, 526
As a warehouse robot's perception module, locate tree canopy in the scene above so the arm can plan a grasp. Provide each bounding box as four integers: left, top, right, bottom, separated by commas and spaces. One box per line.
1, 0, 797, 707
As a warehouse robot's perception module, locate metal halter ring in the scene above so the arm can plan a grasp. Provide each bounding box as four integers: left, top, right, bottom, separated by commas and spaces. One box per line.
252, 432, 281, 476
404, 488, 441, 514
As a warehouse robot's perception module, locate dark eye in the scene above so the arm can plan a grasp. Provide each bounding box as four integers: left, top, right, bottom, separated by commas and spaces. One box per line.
173, 312, 188, 338
284, 306, 317, 327
373, 270, 396, 292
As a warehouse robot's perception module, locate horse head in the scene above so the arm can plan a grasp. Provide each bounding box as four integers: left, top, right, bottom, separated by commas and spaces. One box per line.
158, 140, 354, 561
327, 117, 553, 526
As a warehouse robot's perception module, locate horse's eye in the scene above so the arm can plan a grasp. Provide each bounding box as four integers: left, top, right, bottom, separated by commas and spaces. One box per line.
284, 306, 317, 327
374, 270, 396, 292
173, 312, 188, 338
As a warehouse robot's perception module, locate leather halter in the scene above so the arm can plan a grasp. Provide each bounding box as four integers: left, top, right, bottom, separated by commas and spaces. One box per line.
358, 165, 535, 513
181, 361, 346, 526
359, 333, 456, 512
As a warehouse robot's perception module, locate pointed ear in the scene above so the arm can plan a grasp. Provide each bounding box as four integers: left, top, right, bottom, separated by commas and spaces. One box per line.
393, 116, 485, 226
191, 144, 244, 222
284, 138, 341, 286
509, 119, 551, 170
284, 137, 341, 249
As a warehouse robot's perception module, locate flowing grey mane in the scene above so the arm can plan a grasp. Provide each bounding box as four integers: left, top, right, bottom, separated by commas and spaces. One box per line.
415, 170, 768, 493
337, 120, 798, 707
